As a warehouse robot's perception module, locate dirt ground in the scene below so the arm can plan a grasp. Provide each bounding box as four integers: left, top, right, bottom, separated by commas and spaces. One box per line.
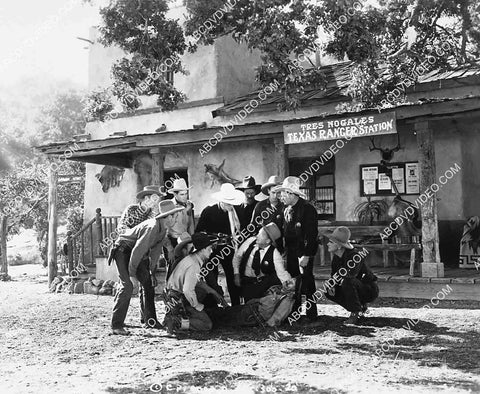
1, 265, 479, 394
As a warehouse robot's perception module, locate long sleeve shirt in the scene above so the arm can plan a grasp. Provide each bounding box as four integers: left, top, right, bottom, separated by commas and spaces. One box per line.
166, 254, 204, 311
168, 198, 195, 238
283, 198, 318, 257
232, 237, 291, 283
116, 218, 166, 276
118, 204, 154, 230
331, 248, 377, 283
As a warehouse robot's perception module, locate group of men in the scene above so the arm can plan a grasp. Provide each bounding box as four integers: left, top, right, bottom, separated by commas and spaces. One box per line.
108, 174, 379, 335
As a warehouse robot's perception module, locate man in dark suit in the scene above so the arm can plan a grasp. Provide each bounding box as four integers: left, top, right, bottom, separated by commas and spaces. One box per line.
236, 176, 261, 228
275, 176, 319, 321
251, 175, 284, 233
196, 183, 246, 305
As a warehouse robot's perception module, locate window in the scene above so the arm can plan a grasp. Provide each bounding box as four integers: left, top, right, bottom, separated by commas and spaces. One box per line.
288, 157, 335, 220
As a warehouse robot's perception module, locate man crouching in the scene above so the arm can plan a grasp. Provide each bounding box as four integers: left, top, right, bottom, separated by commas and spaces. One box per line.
163, 232, 227, 333
324, 226, 379, 325
233, 223, 292, 302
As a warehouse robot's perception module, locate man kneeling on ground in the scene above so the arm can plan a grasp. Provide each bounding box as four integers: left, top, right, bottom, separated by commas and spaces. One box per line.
163, 232, 227, 333
233, 223, 292, 302
324, 226, 379, 325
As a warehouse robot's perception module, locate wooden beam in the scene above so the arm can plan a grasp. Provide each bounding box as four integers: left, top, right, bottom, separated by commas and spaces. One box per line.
0, 216, 8, 279
47, 163, 58, 285
150, 148, 165, 186
274, 137, 288, 179
415, 121, 444, 277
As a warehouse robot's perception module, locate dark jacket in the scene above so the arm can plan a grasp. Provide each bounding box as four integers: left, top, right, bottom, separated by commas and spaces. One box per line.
196, 203, 246, 235
250, 198, 284, 231
331, 248, 377, 283
283, 198, 318, 257
240, 201, 257, 228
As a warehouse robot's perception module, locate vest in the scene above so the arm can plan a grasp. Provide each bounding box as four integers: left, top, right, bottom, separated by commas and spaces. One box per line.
239, 242, 276, 277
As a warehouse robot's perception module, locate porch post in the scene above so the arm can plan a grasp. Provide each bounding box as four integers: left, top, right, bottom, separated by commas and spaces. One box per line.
0, 215, 9, 280
150, 148, 165, 187
47, 161, 59, 285
274, 137, 288, 178
415, 121, 444, 277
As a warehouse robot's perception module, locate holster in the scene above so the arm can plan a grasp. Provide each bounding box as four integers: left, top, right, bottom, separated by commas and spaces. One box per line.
107, 242, 132, 266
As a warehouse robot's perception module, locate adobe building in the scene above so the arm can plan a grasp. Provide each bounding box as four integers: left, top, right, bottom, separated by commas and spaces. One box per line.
38, 2, 480, 299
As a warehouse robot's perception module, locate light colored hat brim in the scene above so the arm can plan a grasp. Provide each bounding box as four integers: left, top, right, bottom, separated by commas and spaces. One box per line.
273, 186, 307, 199
261, 181, 282, 195
325, 233, 354, 250
155, 206, 185, 219
167, 186, 192, 194
212, 189, 245, 205
136, 190, 166, 199
255, 193, 268, 202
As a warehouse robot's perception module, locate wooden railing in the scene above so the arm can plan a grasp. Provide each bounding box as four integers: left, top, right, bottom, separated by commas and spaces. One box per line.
66, 208, 120, 273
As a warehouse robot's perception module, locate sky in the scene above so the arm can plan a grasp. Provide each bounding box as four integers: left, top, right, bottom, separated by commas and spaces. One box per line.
0, 0, 108, 88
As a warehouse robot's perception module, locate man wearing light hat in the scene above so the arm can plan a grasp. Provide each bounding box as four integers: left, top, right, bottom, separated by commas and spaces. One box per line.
275, 176, 319, 321
251, 175, 284, 232
233, 223, 291, 302
110, 200, 184, 335
196, 183, 246, 305
324, 226, 379, 324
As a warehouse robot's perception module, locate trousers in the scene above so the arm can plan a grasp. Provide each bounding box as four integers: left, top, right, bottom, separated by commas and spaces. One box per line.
325, 277, 379, 312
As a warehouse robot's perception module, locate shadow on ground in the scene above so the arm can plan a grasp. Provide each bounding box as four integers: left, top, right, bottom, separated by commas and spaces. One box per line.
106, 370, 340, 393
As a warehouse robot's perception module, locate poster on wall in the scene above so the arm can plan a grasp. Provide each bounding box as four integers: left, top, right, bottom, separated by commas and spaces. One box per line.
391, 167, 405, 193
359, 162, 419, 196
405, 162, 420, 194
362, 166, 378, 180
378, 174, 391, 190
364, 179, 376, 194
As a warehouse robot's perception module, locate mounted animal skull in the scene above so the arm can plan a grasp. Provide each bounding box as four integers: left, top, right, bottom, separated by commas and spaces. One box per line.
369, 134, 402, 162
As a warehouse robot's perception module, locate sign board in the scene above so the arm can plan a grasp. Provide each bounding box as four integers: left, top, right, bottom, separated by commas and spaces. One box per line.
283, 112, 397, 144
359, 162, 419, 196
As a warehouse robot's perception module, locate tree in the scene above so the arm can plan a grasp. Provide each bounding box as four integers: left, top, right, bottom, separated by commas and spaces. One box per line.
184, 0, 480, 110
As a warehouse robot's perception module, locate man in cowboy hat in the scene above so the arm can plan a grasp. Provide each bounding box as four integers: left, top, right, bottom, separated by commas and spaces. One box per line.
118, 185, 166, 230
110, 200, 184, 335
236, 176, 262, 228
233, 223, 291, 302
196, 183, 245, 305
164, 232, 228, 332
251, 175, 284, 233
274, 176, 319, 321
324, 226, 379, 325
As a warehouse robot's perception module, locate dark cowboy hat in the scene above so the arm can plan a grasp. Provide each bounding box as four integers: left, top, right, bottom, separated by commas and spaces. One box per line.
137, 185, 166, 199
236, 176, 261, 194
191, 232, 220, 251
324, 226, 354, 250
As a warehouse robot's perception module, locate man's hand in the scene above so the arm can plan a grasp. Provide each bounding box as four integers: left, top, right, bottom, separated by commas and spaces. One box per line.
327, 286, 335, 297
214, 293, 229, 307
167, 248, 175, 265
299, 256, 310, 268
151, 275, 158, 288
234, 274, 241, 287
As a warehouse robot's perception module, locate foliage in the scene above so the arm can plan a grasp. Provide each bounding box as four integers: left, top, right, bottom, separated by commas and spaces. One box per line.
184, 0, 480, 110
91, 0, 187, 116
82, 88, 115, 122
353, 197, 389, 225
65, 206, 84, 235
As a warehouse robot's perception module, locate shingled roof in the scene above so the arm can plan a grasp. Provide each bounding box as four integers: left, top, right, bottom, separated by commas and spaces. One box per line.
212, 61, 480, 117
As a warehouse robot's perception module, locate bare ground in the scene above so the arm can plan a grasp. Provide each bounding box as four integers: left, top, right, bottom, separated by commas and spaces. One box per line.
1, 265, 479, 394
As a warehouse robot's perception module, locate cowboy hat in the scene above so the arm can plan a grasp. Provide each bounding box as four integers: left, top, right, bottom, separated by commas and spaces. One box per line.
191, 232, 220, 251
261, 175, 282, 195
325, 226, 354, 250
155, 200, 185, 219
136, 185, 166, 199
262, 222, 281, 248
173, 232, 193, 262
254, 193, 268, 202
212, 183, 245, 205
236, 176, 261, 194
167, 178, 191, 194
272, 176, 307, 199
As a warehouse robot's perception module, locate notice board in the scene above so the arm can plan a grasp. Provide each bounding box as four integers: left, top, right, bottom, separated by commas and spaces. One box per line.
360, 162, 419, 196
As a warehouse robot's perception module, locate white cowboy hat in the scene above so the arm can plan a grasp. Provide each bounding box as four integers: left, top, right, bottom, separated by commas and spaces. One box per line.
136, 185, 166, 199
167, 178, 191, 193
261, 175, 282, 195
325, 226, 354, 250
155, 200, 185, 219
212, 183, 245, 205
272, 176, 307, 199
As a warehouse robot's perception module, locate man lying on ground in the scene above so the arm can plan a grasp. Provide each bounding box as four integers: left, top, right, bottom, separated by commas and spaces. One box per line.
233, 223, 291, 302
324, 226, 379, 325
